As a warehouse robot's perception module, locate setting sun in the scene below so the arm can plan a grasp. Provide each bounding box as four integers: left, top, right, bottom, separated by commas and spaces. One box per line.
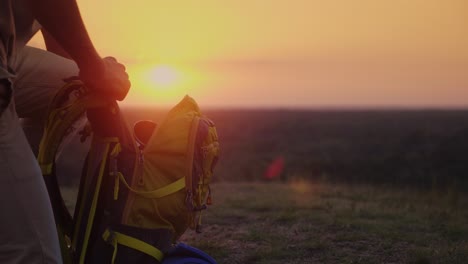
148, 66, 180, 88
124, 63, 208, 107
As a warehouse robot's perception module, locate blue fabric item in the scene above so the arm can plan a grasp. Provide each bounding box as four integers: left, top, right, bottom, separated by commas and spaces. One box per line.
162, 243, 217, 264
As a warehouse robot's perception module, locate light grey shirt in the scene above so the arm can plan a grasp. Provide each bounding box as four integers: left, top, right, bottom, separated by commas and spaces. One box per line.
0, 0, 40, 79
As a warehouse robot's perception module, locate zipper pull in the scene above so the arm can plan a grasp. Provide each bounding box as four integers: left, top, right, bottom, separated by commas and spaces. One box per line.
138, 147, 144, 164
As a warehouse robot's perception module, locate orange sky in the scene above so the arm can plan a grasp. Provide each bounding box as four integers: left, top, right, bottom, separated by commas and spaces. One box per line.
29, 0, 468, 108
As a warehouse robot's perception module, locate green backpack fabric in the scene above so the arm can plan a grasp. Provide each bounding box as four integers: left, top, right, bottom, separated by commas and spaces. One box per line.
38, 80, 220, 263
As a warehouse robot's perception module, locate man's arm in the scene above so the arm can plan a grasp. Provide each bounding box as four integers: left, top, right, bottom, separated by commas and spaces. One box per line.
27, 0, 130, 101
42, 29, 71, 59
28, 0, 103, 74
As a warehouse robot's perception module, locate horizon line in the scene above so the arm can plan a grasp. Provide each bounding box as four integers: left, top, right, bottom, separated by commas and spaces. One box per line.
120, 103, 468, 111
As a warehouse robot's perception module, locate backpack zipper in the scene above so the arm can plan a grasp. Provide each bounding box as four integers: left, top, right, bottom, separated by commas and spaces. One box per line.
137, 147, 145, 186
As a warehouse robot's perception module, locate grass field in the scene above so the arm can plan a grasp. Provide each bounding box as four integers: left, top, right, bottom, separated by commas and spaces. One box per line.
177, 181, 468, 264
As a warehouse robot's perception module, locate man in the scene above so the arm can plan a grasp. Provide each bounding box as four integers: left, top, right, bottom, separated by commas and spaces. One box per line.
0, 0, 131, 263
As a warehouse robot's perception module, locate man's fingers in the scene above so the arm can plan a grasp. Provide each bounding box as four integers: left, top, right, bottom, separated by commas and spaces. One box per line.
111, 61, 126, 71
105, 56, 117, 62
104, 56, 126, 71
124, 79, 131, 91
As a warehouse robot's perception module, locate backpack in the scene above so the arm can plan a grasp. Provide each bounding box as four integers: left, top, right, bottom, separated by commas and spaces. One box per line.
37, 80, 220, 263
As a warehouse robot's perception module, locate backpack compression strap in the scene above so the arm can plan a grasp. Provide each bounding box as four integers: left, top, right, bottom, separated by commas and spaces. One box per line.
102, 228, 164, 263
109, 142, 186, 200
114, 171, 185, 199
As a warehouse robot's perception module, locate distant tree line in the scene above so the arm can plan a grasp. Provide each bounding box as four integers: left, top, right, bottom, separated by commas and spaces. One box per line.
208, 109, 468, 192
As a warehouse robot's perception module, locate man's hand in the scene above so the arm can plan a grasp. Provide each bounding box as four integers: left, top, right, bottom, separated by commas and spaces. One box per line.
79, 57, 131, 101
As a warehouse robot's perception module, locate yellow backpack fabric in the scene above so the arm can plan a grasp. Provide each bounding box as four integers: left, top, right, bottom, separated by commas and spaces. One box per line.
119, 95, 219, 239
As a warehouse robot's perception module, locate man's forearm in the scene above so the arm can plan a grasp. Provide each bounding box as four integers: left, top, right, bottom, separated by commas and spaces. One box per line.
42, 29, 71, 59
28, 0, 104, 73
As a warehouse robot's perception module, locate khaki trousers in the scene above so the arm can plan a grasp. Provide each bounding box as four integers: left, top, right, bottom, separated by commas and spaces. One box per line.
0, 46, 78, 264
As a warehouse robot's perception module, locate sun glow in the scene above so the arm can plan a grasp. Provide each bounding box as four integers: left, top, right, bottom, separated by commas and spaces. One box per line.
125, 63, 207, 106
148, 66, 180, 88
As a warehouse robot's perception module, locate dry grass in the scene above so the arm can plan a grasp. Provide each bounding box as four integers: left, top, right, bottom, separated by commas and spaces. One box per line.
179, 181, 468, 264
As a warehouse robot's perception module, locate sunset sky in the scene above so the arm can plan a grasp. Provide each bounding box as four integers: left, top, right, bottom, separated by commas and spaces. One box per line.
29, 0, 468, 109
